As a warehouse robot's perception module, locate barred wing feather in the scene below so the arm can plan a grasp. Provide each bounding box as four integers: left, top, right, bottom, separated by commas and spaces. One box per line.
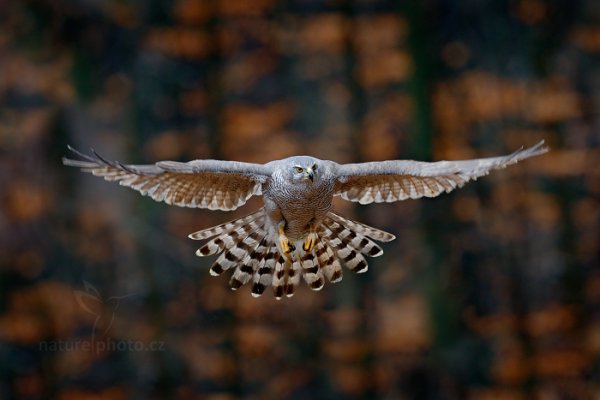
63, 147, 272, 211
334, 141, 548, 204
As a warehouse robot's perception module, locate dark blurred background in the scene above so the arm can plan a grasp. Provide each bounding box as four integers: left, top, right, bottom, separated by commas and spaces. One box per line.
0, 0, 598, 399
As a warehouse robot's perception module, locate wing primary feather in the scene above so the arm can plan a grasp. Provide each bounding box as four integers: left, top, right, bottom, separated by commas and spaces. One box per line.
67, 145, 98, 162
90, 148, 117, 168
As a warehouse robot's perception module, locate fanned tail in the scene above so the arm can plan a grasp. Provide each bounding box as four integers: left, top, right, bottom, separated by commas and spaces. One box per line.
190, 209, 395, 299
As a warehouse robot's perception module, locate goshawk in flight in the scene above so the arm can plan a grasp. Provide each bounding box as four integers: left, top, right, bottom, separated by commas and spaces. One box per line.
64, 141, 548, 299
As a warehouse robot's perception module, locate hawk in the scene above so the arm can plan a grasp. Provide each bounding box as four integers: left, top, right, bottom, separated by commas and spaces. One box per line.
63, 141, 548, 299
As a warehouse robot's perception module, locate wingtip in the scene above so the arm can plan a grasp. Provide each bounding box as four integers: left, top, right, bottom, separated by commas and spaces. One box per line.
537, 139, 550, 153
510, 140, 549, 162
62, 156, 92, 168
64, 145, 98, 163
61, 156, 77, 166
527, 140, 550, 157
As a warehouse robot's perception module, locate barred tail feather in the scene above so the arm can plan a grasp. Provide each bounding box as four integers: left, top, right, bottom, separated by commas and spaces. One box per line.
229, 234, 269, 290
286, 259, 302, 297
188, 209, 263, 241
315, 241, 343, 283
188, 209, 266, 276
251, 245, 277, 297
301, 250, 324, 291
318, 212, 396, 276
272, 255, 289, 300
323, 217, 383, 257
210, 227, 263, 277
327, 211, 396, 242
323, 226, 369, 273
199, 214, 265, 258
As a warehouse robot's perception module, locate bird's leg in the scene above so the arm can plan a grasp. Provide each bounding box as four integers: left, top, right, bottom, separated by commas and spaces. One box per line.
303, 222, 318, 253
278, 221, 294, 255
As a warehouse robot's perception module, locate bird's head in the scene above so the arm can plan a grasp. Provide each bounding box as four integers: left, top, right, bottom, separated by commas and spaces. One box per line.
289, 156, 319, 183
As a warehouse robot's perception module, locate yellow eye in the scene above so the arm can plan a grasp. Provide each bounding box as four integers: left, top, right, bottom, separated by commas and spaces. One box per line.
294, 166, 303, 173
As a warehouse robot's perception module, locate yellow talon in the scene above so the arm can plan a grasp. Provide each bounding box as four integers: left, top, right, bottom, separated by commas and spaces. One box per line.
303, 232, 317, 252
278, 223, 293, 255
280, 236, 291, 254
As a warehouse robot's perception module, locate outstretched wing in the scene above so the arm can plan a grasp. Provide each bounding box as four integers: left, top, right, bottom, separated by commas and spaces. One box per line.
334, 141, 548, 204
63, 147, 272, 211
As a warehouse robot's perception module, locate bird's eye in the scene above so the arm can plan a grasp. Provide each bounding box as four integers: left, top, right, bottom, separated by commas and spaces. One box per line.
312, 164, 317, 171
294, 166, 303, 173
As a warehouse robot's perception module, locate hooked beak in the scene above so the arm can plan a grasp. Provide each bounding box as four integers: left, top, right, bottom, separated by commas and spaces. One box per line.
303, 168, 314, 182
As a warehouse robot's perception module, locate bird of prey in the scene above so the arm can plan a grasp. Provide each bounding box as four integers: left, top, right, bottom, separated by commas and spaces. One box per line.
63, 141, 548, 299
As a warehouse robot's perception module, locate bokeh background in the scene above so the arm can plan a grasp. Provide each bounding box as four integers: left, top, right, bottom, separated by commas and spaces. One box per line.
1, 0, 599, 399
